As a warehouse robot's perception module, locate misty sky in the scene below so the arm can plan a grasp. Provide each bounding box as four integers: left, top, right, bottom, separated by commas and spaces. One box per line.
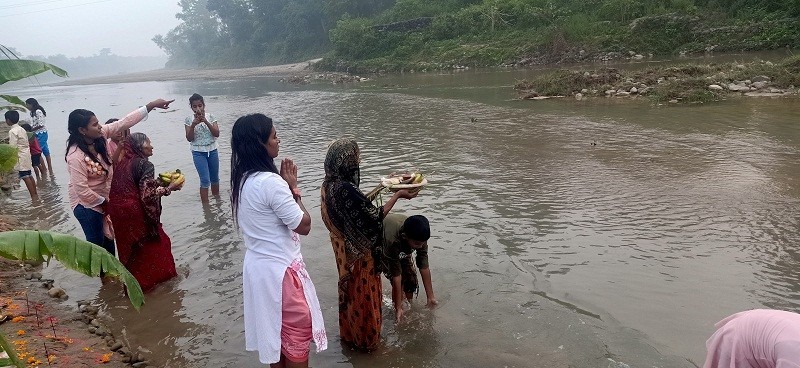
2, 0, 183, 57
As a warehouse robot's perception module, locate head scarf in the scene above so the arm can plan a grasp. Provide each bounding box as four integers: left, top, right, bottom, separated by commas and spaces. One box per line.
324, 138, 360, 187
122, 132, 149, 161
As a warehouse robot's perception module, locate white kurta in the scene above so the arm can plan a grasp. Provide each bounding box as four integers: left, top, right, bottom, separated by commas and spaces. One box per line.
237, 171, 327, 364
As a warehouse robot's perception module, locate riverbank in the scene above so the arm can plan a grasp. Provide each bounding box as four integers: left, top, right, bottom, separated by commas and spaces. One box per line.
0, 220, 146, 367
50, 58, 365, 86
514, 56, 800, 104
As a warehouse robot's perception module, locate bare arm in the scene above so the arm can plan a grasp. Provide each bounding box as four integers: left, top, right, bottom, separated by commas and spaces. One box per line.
392, 275, 405, 322
203, 116, 220, 137
292, 196, 312, 235
184, 123, 196, 142
420, 267, 437, 307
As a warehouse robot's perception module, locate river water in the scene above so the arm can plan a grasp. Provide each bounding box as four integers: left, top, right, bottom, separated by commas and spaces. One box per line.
3, 62, 800, 367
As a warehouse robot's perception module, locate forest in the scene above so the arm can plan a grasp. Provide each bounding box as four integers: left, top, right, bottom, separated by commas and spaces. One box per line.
153, 0, 800, 71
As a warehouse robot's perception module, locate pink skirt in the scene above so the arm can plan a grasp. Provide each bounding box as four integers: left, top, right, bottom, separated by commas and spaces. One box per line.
281, 268, 312, 362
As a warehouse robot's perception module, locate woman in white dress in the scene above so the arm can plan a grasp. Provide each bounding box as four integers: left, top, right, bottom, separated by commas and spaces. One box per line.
230, 113, 326, 367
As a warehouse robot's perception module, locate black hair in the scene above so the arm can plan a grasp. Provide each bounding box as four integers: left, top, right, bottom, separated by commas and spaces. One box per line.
189, 93, 204, 104
25, 98, 46, 117
230, 113, 278, 221
104, 118, 119, 125
403, 215, 431, 241
4, 110, 19, 123
20, 123, 33, 132
66, 109, 111, 166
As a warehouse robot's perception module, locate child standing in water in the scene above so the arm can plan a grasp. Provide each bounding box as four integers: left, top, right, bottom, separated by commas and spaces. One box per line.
26, 98, 52, 176
20, 123, 45, 177
184, 93, 220, 203
5, 111, 37, 200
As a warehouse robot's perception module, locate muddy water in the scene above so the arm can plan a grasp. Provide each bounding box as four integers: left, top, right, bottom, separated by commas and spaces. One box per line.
3, 66, 800, 367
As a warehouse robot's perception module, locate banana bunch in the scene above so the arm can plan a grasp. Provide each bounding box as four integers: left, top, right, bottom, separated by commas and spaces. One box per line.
158, 169, 185, 187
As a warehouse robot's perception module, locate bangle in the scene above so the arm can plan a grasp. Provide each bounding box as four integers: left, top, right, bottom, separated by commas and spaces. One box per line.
291, 187, 302, 200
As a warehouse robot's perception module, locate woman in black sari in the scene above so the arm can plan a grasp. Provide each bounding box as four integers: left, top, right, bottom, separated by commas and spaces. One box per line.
320, 138, 417, 350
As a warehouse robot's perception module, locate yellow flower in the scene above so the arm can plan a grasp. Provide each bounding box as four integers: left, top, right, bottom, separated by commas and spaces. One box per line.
82, 347, 91, 352
11, 316, 25, 323
48, 354, 56, 363
16, 329, 25, 336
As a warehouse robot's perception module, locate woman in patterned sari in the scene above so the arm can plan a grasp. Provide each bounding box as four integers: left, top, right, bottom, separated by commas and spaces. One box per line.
108, 133, 183, 292
320, 138, 417, 351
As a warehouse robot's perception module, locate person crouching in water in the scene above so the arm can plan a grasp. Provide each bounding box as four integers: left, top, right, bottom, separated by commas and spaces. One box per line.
382, 214, 437, 322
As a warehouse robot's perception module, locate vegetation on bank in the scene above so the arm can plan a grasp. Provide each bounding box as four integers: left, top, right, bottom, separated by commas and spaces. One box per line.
513, 56, 800, 104
318, 0, 800, 74
156, 1, 800, 71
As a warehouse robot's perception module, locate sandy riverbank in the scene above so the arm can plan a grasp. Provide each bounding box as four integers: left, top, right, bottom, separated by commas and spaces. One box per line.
0, 217, 144, 367
53, 59, 323, 86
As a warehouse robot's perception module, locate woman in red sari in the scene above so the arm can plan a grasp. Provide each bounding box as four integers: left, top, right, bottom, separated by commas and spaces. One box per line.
108, 133, 183, 292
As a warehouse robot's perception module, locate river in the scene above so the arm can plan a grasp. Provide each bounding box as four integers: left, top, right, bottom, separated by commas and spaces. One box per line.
3, 62, 800, 367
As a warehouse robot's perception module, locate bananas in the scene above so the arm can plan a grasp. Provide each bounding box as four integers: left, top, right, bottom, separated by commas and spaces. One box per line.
158, 169, 185, 187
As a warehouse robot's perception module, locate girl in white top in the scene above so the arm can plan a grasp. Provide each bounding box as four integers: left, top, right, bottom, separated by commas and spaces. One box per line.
230, 113, 326, 367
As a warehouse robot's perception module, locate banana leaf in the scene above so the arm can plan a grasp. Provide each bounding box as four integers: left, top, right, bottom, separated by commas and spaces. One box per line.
0, 95, 25, 107
0, 59, 68, 85
0, 231, 144, 310
0, 145, 17, 173
0, 330, 23, 368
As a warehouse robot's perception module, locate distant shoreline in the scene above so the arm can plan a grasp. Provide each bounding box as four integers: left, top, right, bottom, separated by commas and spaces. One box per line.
52, 59, 322, 86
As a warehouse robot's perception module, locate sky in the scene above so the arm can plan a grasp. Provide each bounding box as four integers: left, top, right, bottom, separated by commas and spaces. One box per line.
1, 0, 183, 57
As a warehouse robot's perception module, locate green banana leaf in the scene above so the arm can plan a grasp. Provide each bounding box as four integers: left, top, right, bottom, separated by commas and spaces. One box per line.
0, 95, 27, 112
0, 145, 18, 173
0, 231, 144, 310
0, 95, 25, 107
0, 59, 68, 85
0, 330, 23, 368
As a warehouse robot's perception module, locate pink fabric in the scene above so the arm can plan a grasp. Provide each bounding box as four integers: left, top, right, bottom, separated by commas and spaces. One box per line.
704, 309, 800, 368
280, 267, 312, 363
67, 107, 147, 213
107, 139, 119, 159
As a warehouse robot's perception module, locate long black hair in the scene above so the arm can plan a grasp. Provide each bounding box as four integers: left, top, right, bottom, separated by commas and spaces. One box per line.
230, 113, 278, 220
66, 109, 111, 166
26, 98, 46, 117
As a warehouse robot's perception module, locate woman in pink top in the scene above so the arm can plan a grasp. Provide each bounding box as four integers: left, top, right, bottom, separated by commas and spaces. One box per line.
65, 99, 173, 255
704, 309, 800, 368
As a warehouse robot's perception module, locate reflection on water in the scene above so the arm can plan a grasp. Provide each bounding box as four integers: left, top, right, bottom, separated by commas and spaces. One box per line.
2, 70, 800, 366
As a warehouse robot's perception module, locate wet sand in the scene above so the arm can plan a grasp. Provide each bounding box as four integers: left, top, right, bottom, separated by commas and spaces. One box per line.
53, 59, 323, 86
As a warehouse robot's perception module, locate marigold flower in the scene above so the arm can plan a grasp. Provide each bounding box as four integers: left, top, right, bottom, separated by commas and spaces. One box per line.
11, 316, 25, 323
99, 352, 113, 363
16, 329, 25, 336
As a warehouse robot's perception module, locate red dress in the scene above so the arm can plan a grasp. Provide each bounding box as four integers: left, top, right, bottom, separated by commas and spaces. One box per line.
108, 138, 177, 292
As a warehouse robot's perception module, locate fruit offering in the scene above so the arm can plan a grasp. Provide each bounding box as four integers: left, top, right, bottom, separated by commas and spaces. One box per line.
158, 169, 185, 187
381, 171, 427, 192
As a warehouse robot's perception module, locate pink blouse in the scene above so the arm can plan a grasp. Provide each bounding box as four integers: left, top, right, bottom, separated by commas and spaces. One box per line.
67, 106, 148, 213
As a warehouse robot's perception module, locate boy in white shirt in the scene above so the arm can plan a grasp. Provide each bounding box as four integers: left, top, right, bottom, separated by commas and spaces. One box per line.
5, 110, 37, 200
